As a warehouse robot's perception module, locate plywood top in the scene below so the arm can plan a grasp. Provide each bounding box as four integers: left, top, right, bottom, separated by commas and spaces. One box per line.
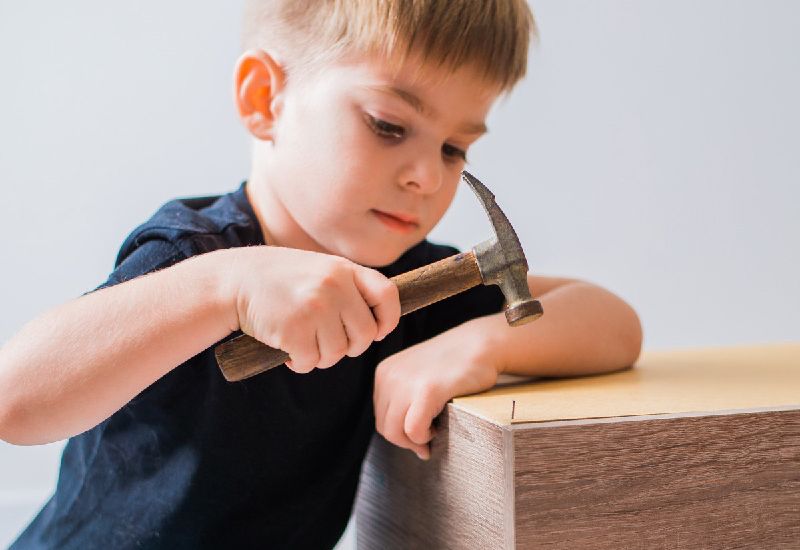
451, 343, 800, 426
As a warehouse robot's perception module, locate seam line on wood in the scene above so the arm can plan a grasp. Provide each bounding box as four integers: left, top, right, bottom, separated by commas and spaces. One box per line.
507, 405, 800, 430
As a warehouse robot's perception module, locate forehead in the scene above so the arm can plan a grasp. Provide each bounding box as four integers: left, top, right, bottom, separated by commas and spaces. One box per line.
321, 50, 501, 130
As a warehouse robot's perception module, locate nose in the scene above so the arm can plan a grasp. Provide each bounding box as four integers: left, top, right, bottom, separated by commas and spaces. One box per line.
399, 148, 443, 195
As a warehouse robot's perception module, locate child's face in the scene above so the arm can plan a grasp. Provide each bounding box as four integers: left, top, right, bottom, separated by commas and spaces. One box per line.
249, 51, 500, 267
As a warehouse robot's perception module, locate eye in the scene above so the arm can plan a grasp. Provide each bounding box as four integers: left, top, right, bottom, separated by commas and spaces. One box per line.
365, 114, 405, 139
442, 143, 467, 162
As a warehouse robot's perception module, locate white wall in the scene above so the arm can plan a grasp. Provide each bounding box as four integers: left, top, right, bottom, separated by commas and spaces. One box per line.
1, 1, 798, 547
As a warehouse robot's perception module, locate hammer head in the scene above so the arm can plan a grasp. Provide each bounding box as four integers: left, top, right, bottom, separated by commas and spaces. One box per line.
462, 171, 543, 327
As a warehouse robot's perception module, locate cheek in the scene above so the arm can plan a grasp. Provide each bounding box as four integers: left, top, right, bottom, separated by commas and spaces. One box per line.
329, 113, 382, 167
300, 110, 377, 178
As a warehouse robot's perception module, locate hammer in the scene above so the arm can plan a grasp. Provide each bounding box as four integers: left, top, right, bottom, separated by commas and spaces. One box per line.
214, 171, 543, 381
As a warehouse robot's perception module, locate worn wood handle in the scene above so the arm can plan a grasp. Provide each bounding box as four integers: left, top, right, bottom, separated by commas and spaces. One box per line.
214, 251, 483, 381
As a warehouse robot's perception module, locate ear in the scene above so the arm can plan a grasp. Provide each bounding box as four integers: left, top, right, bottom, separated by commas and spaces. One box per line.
233, 49, 286, 141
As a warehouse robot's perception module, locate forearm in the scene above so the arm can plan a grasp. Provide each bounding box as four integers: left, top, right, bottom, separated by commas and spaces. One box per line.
468, 281, 643, 378
0, 250, 237, 445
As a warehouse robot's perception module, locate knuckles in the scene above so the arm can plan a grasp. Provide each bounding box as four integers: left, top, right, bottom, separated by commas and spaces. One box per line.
251, 256, 399, 375
318, 259, 351, 288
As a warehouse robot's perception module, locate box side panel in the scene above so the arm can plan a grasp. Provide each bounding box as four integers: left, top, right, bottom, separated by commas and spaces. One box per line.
513, 410, 800, 549
356, 405, 507, 549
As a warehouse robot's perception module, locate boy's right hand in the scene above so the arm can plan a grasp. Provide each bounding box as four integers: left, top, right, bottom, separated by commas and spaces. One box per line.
221, 246, 400, 374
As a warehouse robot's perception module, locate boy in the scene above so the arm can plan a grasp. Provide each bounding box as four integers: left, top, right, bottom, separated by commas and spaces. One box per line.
0, 1, 642, 548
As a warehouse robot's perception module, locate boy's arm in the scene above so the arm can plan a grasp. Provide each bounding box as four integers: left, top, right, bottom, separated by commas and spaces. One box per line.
0, 251, 236, 446
477, 274, 643, 378
373, 275, 643, 460
0, 245, 400, 446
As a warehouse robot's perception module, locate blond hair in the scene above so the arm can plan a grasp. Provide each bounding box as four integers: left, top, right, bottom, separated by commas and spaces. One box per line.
242, 0, 537, 92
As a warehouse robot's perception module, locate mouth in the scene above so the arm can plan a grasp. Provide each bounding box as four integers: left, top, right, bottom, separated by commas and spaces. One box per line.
371, 209, 419, 233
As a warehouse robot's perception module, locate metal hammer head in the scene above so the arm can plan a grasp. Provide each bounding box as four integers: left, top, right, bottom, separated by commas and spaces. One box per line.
462, 171, 543, 327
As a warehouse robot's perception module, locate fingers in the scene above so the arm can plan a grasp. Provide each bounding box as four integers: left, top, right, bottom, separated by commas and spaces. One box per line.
290, 281, 377, 370
254, 257, 400, 375
286, 310, 350, 372
375, 383, 441, 461
352, 267, 400, 341
340, 293, 378, 358
313, 313, 349, 369
404, 388, 440, 446
282, 328, 320, 374
379, 399, 430, 460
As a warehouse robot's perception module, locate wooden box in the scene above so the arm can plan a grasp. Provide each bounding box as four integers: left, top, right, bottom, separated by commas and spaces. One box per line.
355, 344, 800, 549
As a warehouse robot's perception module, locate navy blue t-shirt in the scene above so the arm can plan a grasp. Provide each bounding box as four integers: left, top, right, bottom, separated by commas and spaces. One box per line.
12, 182, 504, 549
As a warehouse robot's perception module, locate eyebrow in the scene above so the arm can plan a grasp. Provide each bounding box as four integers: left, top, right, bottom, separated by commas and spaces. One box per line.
365, 84, 489, 136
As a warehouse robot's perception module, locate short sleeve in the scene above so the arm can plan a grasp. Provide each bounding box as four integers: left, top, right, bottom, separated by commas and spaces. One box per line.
87, 239, 186, 295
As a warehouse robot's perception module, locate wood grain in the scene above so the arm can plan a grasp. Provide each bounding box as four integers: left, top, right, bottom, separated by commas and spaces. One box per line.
215, 334, 289, 381
393, 250, 483, 315
513, 410, 800, 549
356, 409, 800, 548
356, 345, 800, 547
356, 406, 512, 549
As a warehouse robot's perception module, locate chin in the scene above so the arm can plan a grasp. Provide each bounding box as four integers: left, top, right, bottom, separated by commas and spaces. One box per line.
344, 243, 408, 268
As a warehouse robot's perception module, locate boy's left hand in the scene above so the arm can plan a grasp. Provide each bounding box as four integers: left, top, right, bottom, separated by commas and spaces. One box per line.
373, 320, 499, 460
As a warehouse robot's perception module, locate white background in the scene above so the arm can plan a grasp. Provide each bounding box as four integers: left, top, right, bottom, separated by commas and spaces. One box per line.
1, 1, 798, 547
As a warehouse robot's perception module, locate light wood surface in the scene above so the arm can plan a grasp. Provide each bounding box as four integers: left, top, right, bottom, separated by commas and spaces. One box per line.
356, 343, 800, 549
453, 342, 800, 425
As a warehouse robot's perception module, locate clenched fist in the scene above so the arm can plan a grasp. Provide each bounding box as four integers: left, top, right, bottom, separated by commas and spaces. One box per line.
218, 246, 401, 373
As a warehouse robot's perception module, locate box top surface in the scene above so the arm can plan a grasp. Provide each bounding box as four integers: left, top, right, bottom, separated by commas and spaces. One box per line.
451, 342, 800, 426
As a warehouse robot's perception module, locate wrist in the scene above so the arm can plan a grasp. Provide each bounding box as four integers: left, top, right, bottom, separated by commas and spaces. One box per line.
182, 248, 242, 334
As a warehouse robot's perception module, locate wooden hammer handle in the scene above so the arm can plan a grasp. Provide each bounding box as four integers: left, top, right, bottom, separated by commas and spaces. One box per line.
214, 251, 482, 381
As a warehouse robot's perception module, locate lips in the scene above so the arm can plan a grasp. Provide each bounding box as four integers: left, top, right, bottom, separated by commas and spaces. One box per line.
375, 210, 419, 225
372, 209, 419, 233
